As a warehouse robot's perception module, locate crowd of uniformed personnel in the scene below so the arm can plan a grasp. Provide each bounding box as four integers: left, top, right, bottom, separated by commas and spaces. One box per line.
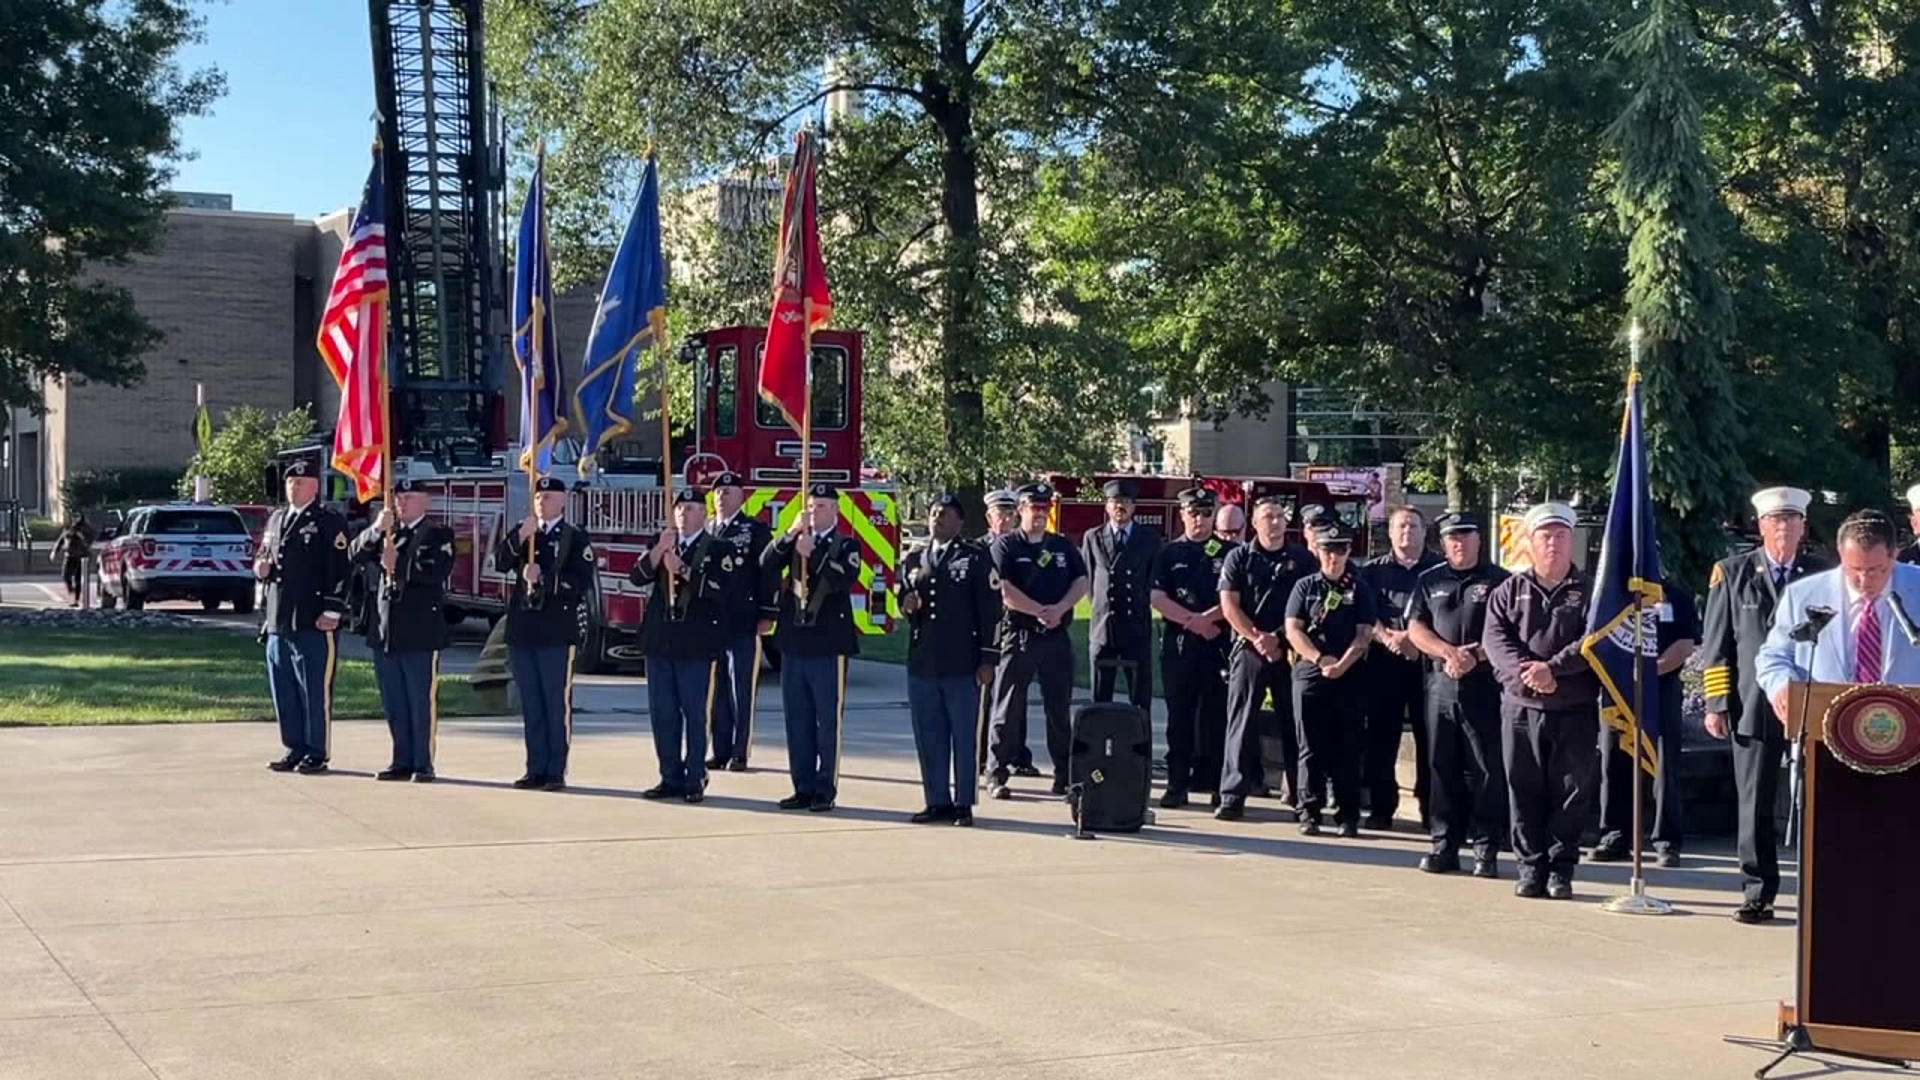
255, 452, 1902, 916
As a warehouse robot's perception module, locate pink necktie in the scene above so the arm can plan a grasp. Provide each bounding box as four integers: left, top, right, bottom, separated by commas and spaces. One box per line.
1855, 600, 1884, 684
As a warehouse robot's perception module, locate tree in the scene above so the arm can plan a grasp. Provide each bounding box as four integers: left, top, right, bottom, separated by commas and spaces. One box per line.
1608, 0, 1749, 578
0, 0, 222, 410
178, 407, 317, 505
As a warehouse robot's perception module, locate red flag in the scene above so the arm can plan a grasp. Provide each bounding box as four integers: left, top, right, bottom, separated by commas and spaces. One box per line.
759, 130, 832, 432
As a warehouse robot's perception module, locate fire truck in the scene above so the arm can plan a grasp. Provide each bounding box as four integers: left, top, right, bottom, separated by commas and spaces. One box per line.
1044, 473, 1367, 556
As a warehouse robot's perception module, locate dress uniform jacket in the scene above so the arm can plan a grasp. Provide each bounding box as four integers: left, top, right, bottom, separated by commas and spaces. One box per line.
762, 531, 864, 657
261, 502, 352, 633
493, 521, 597, 648
899, 538, 1001, 678
348, 520, 457, 653
1700, 549, 1826, 740
1082, 522, 1162, 655
711, 512, 776, 635
629, 532, 736, 659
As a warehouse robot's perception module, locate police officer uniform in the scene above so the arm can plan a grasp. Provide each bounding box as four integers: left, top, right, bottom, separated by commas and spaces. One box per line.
898, 493, 1002, 824
1407, 513, 1510, 875
1150, 487, 1234, 806
493, 477, 597, 791
1083, 477, 1162, 709
977, 487, 1034, 776
1594, 580, 1697, 865
261, 457, 352, 775
1481, 502, 1598, 900
705, 472, 775, 770
631, 488, 738, 802
987, 483, 1089, 798
1285, 521, 1379, 836
1215, 499, 1318, 819
347, 478, 456, 782
762, 482, 864, 812
1359, 538, 1442, 829
1699, 486, 1826, 922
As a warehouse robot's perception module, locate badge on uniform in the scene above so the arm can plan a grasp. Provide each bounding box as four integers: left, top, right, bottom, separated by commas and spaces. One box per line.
1205, 540, 1221, 557
1038, 550, 1056, 568
334, 532, 348, 551
951, 556, 969, 580
722, 554, 737, 571
1466, 583, 1489, 602
582, 544, 594, 559
988, 567, 1002, 590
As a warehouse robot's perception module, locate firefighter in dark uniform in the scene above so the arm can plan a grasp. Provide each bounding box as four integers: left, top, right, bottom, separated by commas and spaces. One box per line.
1482, 502, 1598, 900
1358, 506, 1442, 829
977, 488, 1032, 776
493, 476, 597, 791
348, 478, 455, 782
1900, 484, 1920, 565
1283, 520, 1379, 837
1216, 495, 1318, 820
256, 456, 351, 775
898, 493, 1001, 826
705, 471, 774, 772
631, 487, 737, 803
1593, 579, 1697, 866
1082, 477, 1162, 709
762, 482, 864, 812
987, 483, 1090, 799
1700, 485, 1825, 923
1150, 486, 1234, 808
1406, 512, 1510, 877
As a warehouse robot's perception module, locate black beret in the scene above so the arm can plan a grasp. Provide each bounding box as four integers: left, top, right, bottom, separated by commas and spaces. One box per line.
1102, 477, 1140, 500
712, 471, 745, 488
1436, 511, 1482, 535
391, 477, 425, 494
283, 458, 318, 478
1017, 482, 1055, 504
533, 477, 568, 493
807, 482, 839, 499
1177, 487, 1218, 509
673, 486, 701, 505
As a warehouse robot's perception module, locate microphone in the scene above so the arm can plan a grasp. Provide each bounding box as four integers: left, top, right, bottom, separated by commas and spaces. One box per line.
1887, 591, 1920, 647
1790, 606, 1837, 643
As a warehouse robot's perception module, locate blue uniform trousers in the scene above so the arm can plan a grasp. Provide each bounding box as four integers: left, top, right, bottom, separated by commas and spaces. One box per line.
782, 654, 847, 800
510, 645, 575, 779
266, 630, 337, 762
648, 655, 717, 790
909, 675, 981, 809
707, 631, 761, 763
374, 650, 440, 773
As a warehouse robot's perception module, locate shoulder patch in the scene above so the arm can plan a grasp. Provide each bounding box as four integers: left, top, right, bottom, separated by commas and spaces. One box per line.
333, 532, 348, 551
582, 544, 595, 560
1709, 563, 1724, 588
989, 567, 1002, 590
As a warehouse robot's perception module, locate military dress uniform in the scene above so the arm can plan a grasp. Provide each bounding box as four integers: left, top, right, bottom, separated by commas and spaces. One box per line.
1407, 514, 1510, 874
631, 490, 738, 802
1700, 487, 1826, 919
261, 459, 352, 774
762, 483, 864, 811
987, 484, 1089, 797
493, 478, 597, 790
1150, 488, 1235, 805
1595, 581, 1697, 862
1285, 525, 1380, 835
1082, 478, 1163, 709
898, 494, 1002, 822
1359, 546, 1443, 828
347, 483, 456, 781
1216, 522, 1318, 817
707, 472, 775, 770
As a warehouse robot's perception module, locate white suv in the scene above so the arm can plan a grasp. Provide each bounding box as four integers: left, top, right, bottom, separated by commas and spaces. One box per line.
99, 505, 257, 612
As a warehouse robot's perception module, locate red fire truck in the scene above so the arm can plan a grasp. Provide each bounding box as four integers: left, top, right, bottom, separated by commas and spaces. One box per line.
279, 326, 900, 673
1044, 473, 1369, 556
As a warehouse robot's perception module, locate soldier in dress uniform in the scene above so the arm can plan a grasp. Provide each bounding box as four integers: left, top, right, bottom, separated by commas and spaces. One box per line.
1358, 506, 1442, 829
1482, 502, 1598, 900
256, 456, 352, 775
1216, 496, 1318, 820
1214, 503, 1246, 545
987, 483, 1090, 799
1700, 485, 1826, 923
631, 487, 737, 803
898, 493, 1001, 826
1406, 512, 1510, 876
705, 471, 774, 772
1150, 487, 1234, 808
762, 482, 864, 812
493, 476, 597, 792
348, 478, 456, 782
1900, 484, 1920, 565
1283, 519, 1379, 837
1592, 579, 1697, 867
1082, 477, 1162, 709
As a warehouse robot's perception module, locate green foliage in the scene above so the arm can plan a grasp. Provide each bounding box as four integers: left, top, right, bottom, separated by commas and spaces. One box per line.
0, 0, 223, 410
177, 406, 316, 505
61, 467, 183, 510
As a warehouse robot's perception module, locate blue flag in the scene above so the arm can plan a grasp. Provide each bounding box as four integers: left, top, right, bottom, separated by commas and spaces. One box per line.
512, 151, 566, 473
573, 154, 668, 477
1581, 370, 1665, 777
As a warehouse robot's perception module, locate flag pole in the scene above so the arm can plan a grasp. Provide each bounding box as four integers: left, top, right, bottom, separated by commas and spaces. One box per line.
795, 130, 815, 608
659, 338, 677, 610
523, 141, 545, 597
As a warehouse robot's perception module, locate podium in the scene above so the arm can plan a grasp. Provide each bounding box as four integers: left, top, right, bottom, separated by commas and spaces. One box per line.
1767, 681, 1920, 1071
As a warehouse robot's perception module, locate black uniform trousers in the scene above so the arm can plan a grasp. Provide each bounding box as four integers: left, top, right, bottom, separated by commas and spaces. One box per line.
1222, 648, 1295, 800
266, 630, 337, 763
1296, 676, 1364, 826
1161, 633, 1227, 793
1426, 684, 1507, 859
373, 649, 439, 773
1091, 638, 1154, 710
1596, 721, 1684, 854
1732, 731, 1785, 904
708, 631, 761, 764
990, 628, 1075, 780
1500, 702, 1598, 882
510, 645, 575, 780
1365, 656, 1427, 822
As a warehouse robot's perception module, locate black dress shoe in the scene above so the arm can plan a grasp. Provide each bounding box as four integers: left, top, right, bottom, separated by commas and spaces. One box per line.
1515, 878, 1547, 899
1159, 789, 1189, 810
684, 788, 706, 804
726, 758, 748, 772
1013, 764, 1042, 778
541, 777, 567, 792
1209, 792, 1223, 810
1050, 777, 1068, 797
953, 807, 974, 827
1472, 856, 1499, 879
1214, 799, 1245, 821
376, 767, 412, 782
268, 753, 301, 772
911, 806, 955, 824
1655, 848, 1681, 868
705, 756, 728, 769
1545, 874, 1574, 900
1298, 818, 1322, 836
1337, 821, 1361, 839
777, 793, 812, 810
1589, 845, 1628, 863
809, 796, 835, 813
988, 781, 1012, 800
640, 783, 681, 800
1734, 901, 1775, 925
297, 758, 330, 775
1364, 814, 1395, 831
1419, 853, 1461, 874
412, 770, 436, 784
513, 774, 543, 789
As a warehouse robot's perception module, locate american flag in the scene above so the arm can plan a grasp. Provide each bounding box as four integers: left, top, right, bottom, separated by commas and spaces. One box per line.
317, 144, 391, 502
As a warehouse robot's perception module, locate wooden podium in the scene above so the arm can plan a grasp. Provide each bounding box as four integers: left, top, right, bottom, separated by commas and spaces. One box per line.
1772, 681, 1920, 1068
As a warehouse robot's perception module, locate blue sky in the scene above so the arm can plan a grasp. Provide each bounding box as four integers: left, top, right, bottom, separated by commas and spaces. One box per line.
169, 0, 376, 217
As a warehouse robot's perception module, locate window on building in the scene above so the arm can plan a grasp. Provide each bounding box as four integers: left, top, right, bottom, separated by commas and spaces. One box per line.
715, 346, 738, 437
755, 344, 849, 431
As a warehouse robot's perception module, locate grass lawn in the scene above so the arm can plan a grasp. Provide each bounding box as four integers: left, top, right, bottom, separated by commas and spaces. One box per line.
0, 626, 486, 726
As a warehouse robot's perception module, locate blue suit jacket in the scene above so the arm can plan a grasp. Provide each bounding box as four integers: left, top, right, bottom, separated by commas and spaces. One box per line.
1755, 563, 1920, 701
